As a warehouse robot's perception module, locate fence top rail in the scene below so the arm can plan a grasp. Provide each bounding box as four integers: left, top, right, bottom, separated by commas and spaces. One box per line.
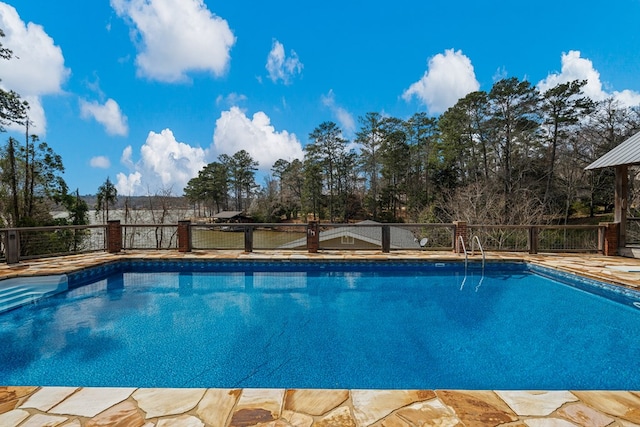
318, 223, 454, 228
536, 224, 605, 230
0, 224, 107, 232
191, 223, 308, 228
0, 222, 608, 233
190, 222, 455, 228
121, 223, 180, 228
469, 224, 603, 230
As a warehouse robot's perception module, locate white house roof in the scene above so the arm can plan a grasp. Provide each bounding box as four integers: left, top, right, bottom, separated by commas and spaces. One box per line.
585, 131, 640, 170
278, 221, 421, 249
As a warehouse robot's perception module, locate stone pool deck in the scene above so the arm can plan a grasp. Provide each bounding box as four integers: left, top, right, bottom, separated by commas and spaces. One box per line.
1, 250, 640, 426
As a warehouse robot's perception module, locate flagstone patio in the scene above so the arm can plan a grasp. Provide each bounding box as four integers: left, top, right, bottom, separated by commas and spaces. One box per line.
0, 250, 639, 426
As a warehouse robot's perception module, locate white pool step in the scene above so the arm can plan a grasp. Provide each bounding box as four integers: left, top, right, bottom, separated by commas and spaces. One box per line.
0, 275, 68, 313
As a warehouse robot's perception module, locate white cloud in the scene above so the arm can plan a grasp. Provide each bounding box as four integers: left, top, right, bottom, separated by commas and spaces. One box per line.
111, 0, 235, 82
213, 107, 304, 170
114, 110, 303, 195
90, 156, 111, 169
215, 92, 247, 107
321, 90, 356, 135
266, 40, 303, 85
116, 129, 208, 195
141, 129, 207, 187
121, 145, 134, 168
80, 98, 129, 136
116, 171, 142, 196
0, 2, 69, 133
537, 50, 640, 107
614, 90, 640, 108
402, 49, 480, 114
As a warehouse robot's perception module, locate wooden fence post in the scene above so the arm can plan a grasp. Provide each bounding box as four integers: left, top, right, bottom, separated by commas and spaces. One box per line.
6, 230, 19, 264
307, 221, 319, 253
601, 222, 619, 256
178, 220, 191, 252
453, 221, 467, 254
528, 226, 538, 254
244, 226, 253, 253
381, 225, 390, 253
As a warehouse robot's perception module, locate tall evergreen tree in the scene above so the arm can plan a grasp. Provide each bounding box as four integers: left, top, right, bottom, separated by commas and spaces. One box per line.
306, 122, 347, 221
488, 77, 540, 219
95, 177, 118, 223
228, 150, 258, 211
540, 79, 593, 208
356, 112, 385, 219
0, 136, 68, 227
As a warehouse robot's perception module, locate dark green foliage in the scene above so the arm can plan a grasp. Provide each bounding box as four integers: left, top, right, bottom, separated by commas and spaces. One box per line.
184, 150, 257, 216
183, 79, 640, 225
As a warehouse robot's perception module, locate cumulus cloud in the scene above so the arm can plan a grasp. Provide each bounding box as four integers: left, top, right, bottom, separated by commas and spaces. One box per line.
80, 98, 129, 136
0, 2, 69, 133
114, 109, 303, 195
537, 50, 640, 107
110, 0, 236, 82
321, 90, 356, 135
213, 107, 304, 170
116, 171, 142, 196
266, 40, 303, 85
90, 156, 111, 169
115, 130, 208, 195
402, 49, 480, 115
121, 145, 134, 168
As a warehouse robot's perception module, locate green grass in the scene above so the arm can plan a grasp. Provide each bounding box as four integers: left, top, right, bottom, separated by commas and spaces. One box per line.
192, 229, 305, 249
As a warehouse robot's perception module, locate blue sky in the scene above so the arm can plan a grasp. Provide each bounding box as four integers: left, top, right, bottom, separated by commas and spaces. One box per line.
0, 0, 639, 196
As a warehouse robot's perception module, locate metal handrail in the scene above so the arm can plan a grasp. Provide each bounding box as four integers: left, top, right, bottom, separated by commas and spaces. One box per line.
471, 235, 485, 269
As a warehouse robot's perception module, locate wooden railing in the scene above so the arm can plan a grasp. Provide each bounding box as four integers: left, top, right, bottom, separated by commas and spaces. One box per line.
0, 220, 612, 264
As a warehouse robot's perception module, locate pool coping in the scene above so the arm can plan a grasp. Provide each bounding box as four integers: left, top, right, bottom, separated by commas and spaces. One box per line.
1, 250, 640, 426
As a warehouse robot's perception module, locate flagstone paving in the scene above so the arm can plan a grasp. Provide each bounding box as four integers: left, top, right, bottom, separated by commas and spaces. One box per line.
2, 387, 640, 426
1, 249, 640, 426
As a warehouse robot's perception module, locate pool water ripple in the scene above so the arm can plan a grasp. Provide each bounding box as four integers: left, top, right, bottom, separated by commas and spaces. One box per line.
1, 260, 640, 390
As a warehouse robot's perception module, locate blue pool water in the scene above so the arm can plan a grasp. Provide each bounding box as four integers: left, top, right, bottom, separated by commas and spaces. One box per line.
1, 260, 639, 390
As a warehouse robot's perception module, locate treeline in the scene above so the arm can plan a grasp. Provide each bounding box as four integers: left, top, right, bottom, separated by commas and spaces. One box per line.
0, 28, 88, 230
185, 77, 640, 225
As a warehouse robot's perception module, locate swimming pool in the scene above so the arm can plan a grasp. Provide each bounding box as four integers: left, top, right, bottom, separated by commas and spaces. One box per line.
1, 260, 639, 390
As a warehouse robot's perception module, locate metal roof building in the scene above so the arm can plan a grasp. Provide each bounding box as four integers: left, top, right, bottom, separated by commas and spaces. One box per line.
586, 131, 640, 170
585, 130, 640, 254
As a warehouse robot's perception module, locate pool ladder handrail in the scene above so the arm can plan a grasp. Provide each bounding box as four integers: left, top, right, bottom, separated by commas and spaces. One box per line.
471, 235, 486, 270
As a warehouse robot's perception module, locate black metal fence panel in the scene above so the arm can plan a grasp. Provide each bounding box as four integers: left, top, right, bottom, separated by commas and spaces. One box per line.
4, 225, 107, 260
122, 225, 178, 249
0, 222, 605, 263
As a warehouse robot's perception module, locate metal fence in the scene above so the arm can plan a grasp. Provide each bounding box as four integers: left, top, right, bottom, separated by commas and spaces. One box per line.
122, 224, 179, 250
0, 225, 107, 262
0, 221, 608, 264
314, 223, 455, 251
468, 225, 529, 251
189, 223, 457, 251
191, 224, 308, 250
468, 224, 603, 252
537, 226, 601, 252
627, 218, 640, 245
